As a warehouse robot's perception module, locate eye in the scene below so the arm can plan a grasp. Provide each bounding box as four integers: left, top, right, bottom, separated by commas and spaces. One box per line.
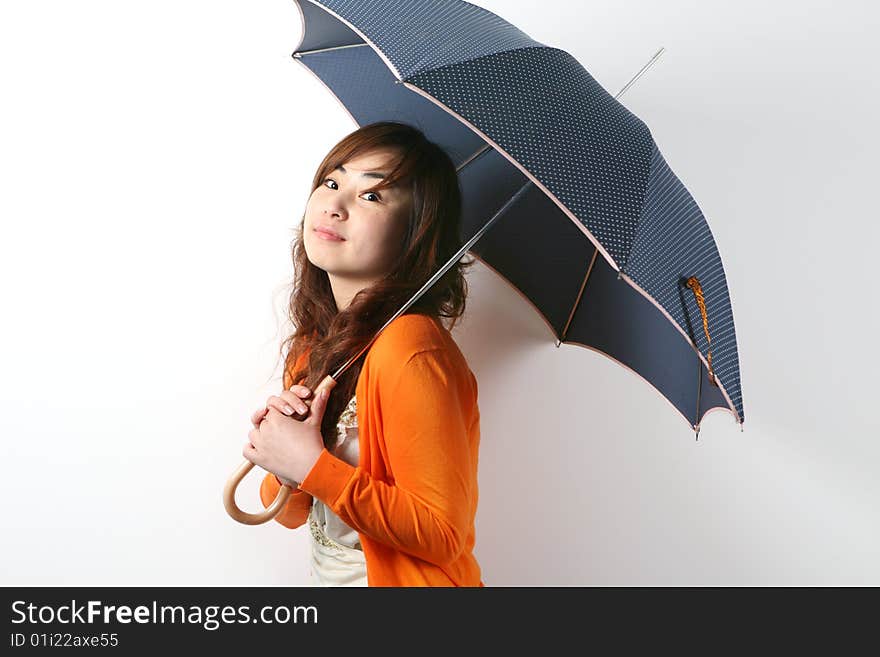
322, 177, 381, 202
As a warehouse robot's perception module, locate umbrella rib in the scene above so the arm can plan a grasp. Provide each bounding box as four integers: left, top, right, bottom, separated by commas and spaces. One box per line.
556, 247, 599, 347
293, 43, 370, 58
330, 180, 535, 381
694, 354, 703, 440
456, 143, 493, 172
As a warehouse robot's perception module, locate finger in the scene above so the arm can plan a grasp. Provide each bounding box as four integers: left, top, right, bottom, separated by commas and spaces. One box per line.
264, 407, 289, 425
243, 441, 259, 464
278, 390, 311, 416
306, 387, 329, 424
288, 384, 313, 399
245, 429, 260, 462
250, 407, 268, 427
265, 394, 309, 418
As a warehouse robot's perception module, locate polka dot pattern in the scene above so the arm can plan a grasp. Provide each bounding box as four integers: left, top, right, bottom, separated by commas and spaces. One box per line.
628, 144, 744, 423
408, 46, 653, 266
312, 0, 544, 79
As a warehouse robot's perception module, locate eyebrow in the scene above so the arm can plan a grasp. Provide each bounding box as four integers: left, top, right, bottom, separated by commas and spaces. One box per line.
335, 164, 387, 180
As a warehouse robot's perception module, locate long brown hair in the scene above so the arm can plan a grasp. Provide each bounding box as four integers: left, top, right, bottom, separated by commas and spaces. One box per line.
278, 121, 476, 449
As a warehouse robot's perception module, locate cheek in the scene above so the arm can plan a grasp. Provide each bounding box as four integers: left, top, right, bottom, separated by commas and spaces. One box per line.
303, 196, 318, 224
303, 190, 325, 220
372, 219, 407, 258
387, 215, 410, 253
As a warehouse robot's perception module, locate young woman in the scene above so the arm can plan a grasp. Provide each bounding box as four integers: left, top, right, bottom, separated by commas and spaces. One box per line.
243, 121, 483, 587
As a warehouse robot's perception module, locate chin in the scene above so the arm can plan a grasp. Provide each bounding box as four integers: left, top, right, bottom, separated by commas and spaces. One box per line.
304, 249, 325, 269
304, 247, 334, 274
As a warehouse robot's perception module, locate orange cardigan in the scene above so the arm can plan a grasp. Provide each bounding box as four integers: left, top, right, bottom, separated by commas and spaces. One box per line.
259, 313, 484, 586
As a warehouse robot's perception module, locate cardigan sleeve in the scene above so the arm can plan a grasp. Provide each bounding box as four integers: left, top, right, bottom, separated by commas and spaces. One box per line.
259, 472, 313, 530
298, 348, 475, 566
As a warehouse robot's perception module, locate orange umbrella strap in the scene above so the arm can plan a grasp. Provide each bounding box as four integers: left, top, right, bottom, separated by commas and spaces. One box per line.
685, 276, 718, 387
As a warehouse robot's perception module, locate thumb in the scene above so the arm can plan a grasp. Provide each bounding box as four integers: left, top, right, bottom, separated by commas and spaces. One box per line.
308, 387, 330, 425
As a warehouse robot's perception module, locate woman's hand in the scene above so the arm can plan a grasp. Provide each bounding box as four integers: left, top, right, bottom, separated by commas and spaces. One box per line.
244, 388, 330, 486
250, 384, 315, 429
249, 385, 318, 487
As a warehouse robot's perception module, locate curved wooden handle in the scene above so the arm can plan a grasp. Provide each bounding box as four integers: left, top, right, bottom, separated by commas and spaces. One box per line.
223, 373, 338, 525
223, 459, 293, 525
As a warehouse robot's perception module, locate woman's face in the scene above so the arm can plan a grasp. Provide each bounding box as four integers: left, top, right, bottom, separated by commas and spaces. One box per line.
303, 147, 412, 285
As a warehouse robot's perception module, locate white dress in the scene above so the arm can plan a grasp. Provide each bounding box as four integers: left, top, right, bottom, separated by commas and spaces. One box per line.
307, 393, 368, 586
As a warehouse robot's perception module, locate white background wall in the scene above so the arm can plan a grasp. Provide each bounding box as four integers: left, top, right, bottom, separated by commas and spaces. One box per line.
2, 0, 877, 586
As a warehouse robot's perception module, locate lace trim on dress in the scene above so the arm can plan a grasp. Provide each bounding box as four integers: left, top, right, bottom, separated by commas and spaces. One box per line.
308, 393, 362, 552
309, 513, 358, 551
336, 393, 357, 445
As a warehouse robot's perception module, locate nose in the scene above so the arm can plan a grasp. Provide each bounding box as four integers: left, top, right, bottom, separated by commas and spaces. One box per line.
322, 204, 347, 221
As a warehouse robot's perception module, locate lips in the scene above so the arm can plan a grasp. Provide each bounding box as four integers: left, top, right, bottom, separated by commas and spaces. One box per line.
314, 226, 345, 241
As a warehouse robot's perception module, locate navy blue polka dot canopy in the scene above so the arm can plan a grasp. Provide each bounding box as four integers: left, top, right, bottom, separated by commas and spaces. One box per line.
292, 0, 745, 434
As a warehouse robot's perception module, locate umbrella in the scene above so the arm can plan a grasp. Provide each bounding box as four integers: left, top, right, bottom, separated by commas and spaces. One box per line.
224, 0, 745, 524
